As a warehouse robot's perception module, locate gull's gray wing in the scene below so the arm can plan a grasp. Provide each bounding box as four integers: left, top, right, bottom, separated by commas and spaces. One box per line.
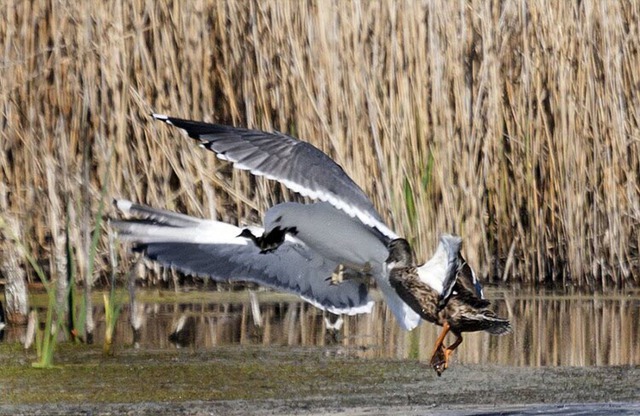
151, 114, 398, 240
131, 242, 372, 314
112, 200, 373, 315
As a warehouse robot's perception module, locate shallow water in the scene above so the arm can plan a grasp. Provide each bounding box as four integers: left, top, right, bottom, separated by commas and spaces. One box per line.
6, 287, 638, 367
1, 287, 639, 414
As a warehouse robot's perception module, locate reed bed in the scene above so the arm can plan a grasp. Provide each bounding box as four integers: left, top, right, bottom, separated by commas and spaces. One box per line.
1, 1, 639, 287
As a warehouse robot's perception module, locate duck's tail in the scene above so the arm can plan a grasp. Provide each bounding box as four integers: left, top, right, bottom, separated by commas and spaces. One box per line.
482, 314, 512, 335
456, 308, 512, 335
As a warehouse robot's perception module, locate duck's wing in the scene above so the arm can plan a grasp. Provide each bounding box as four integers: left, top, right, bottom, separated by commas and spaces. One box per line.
416, 234, 462, 303
112, 200, 373, 315
151, 114, 397, 240
454, 254, 485, 300
438, 235, 463, 302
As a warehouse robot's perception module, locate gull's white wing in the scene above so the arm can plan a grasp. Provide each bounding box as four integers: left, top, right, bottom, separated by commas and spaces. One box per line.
152, 114, 398, 240
112, 200, 373, 315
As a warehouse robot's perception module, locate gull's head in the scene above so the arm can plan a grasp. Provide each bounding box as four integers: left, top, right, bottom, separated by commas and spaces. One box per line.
237, 228, 252, 238
385, 238, 414, 269
237, 228, 258, 243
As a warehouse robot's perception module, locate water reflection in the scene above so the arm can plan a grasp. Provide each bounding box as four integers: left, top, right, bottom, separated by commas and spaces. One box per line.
3, 289, 639, 367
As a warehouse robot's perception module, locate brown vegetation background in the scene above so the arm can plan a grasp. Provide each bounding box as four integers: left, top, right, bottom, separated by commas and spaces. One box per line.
1, 1, 639, 287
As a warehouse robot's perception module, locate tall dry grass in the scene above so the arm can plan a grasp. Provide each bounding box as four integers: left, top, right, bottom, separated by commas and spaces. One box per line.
1, 1, 639, 287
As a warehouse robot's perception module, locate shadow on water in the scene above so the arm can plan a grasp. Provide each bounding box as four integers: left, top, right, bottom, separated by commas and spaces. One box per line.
4, 287, 637, 367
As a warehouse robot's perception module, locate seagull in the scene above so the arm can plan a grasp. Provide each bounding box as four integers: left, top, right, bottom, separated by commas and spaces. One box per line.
112, 114, 463, 331
113, 199, 375, 316
386, 237, 512, 375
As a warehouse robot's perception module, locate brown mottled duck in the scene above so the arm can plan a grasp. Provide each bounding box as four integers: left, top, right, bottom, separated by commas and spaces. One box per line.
386, 237, 512, 376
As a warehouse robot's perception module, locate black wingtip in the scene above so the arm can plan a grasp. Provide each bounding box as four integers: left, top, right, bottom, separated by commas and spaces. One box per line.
131, 243, 148, 254
151, 113, 170, 122
150, 114, 219, 141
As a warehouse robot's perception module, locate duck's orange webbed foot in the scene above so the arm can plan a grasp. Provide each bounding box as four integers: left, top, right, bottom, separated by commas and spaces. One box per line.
430, 344, 448, 376
428, 323, 450, 376
430, 333, 463, 376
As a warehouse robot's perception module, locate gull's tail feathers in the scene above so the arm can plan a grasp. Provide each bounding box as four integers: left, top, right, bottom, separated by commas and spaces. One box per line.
112, 199, 244, 245
377, 275, 421, 331
115, 199, 202, 227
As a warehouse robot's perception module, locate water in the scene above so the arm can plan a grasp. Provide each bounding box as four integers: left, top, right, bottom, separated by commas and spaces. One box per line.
111, 288, 640, 367
5, 287, 637, 367
1, 287, 638, 414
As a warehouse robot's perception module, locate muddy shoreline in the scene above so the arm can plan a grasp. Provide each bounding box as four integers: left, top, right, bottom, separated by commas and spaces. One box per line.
1, 345, 638, 415
2, 401, 640, 416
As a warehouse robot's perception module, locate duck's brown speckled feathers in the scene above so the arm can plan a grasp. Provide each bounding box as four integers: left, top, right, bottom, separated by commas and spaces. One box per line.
453, 254, 488, 306
389, 267, 441, 324
387, 237, 511, 376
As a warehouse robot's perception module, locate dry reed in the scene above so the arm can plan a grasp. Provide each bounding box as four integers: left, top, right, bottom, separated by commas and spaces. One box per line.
1, 1, 639, 287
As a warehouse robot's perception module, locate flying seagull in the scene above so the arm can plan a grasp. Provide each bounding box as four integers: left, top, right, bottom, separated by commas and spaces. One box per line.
387, 237, 512, 375
113, 114, 463, 331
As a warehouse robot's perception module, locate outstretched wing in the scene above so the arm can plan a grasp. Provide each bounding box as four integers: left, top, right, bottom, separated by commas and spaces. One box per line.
112, 200, 373, 315
454, 254, 486, 302
151, 114, 397, 240
416, 234, 462, 300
